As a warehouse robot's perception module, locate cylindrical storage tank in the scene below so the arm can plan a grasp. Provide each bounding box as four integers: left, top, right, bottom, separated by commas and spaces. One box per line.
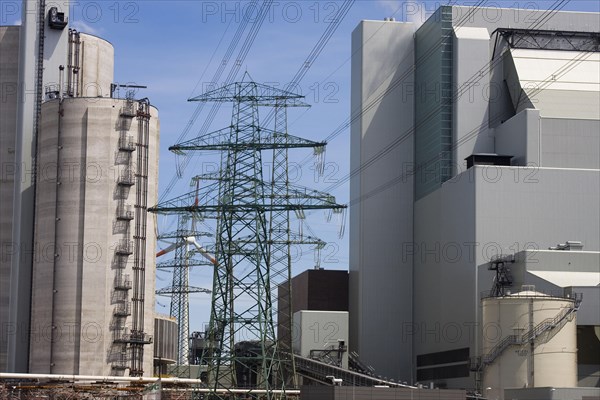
482, 289, 577, 400
30, 97, 159, 376
154, 316, 178, 369
78, 33, 114, 97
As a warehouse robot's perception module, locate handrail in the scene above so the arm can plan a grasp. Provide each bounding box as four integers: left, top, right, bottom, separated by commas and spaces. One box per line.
294, 355, 416, 389
480, 297, 580, 367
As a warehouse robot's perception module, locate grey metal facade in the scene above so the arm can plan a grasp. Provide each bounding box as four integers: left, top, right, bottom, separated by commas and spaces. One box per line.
350, 20, 415, 381
350, 4, 600, 390
0, 25, 20, 372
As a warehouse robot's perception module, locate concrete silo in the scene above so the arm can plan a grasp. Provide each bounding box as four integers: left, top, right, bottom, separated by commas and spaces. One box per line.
28, 33, 160, 377
481, 287, 578, 400
63, 31, 114, 98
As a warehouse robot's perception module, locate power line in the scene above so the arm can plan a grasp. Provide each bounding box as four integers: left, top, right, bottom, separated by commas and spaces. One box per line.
261, 0, 356, 127
187, 18, 235, 99
184, 0, 356, 181
159, 0, 271, 202
341, 16, 587, 207
298, 1, 573, 196
160, 0, 356, 235
294, 0, 490, 168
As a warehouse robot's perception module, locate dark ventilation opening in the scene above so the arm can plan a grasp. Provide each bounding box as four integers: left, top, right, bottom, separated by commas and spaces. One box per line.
466, 154, 513, 169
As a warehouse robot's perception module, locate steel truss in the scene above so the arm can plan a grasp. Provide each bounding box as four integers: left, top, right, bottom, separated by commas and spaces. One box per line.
150, 78, 345, 398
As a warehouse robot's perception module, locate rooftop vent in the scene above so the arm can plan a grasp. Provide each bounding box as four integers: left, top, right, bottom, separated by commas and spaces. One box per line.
549, 241, 584, 251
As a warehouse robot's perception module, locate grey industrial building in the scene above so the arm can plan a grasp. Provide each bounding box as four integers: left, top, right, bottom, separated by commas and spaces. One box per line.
350, 4, 599, 395
1, 1, 159, 376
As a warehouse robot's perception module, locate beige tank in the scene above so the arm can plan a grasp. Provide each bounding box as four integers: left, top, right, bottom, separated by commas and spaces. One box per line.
481, 288, 577, 400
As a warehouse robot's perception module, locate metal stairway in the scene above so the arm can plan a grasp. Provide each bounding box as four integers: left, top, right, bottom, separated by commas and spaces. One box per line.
348, 351, 375, 375
473, 295, 581, 370
294, 355, 415, 388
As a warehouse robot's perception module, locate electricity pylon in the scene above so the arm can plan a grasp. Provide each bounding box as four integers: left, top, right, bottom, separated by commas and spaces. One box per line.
155, 212, 213, 367
267, 100, 329, 387
150, 77, 345, 398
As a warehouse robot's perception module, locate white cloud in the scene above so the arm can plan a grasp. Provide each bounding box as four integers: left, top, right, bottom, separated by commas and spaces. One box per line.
70, 19, 101, 35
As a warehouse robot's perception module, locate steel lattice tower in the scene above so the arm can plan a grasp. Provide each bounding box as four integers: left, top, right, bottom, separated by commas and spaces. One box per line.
155, 214, 212, 366
150, 78, 345, 398
268, 101, 327, 387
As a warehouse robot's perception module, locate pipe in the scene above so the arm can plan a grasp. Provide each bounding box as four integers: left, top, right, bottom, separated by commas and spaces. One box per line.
49, 98, 64, 373
0, 373, 301, 395
163, 388, 301, 395
0, 373, 201, 384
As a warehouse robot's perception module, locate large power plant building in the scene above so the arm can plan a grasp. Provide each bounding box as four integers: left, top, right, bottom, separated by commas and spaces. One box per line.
350, 4, 599, 395
1, 1, 159, 376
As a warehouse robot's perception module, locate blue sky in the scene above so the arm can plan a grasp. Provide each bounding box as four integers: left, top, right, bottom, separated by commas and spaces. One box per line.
2, 0, 599, 331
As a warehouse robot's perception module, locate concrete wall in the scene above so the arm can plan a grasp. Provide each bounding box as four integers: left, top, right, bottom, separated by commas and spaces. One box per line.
413, 169, 476, 387
293, 310, 349, 369
349, 19, 415, 382
5, 0, 70, 372
40, 1, 70, 92
495, 109, 541, 166
495, 112, 600, 170
0, 25, 20, 372
300, 386, 465, 400
452, 27, 494, 174
539, 118, 600, 169
504, 387, 600, 400
474, 167, 600, 256
29, 97, 159, 376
